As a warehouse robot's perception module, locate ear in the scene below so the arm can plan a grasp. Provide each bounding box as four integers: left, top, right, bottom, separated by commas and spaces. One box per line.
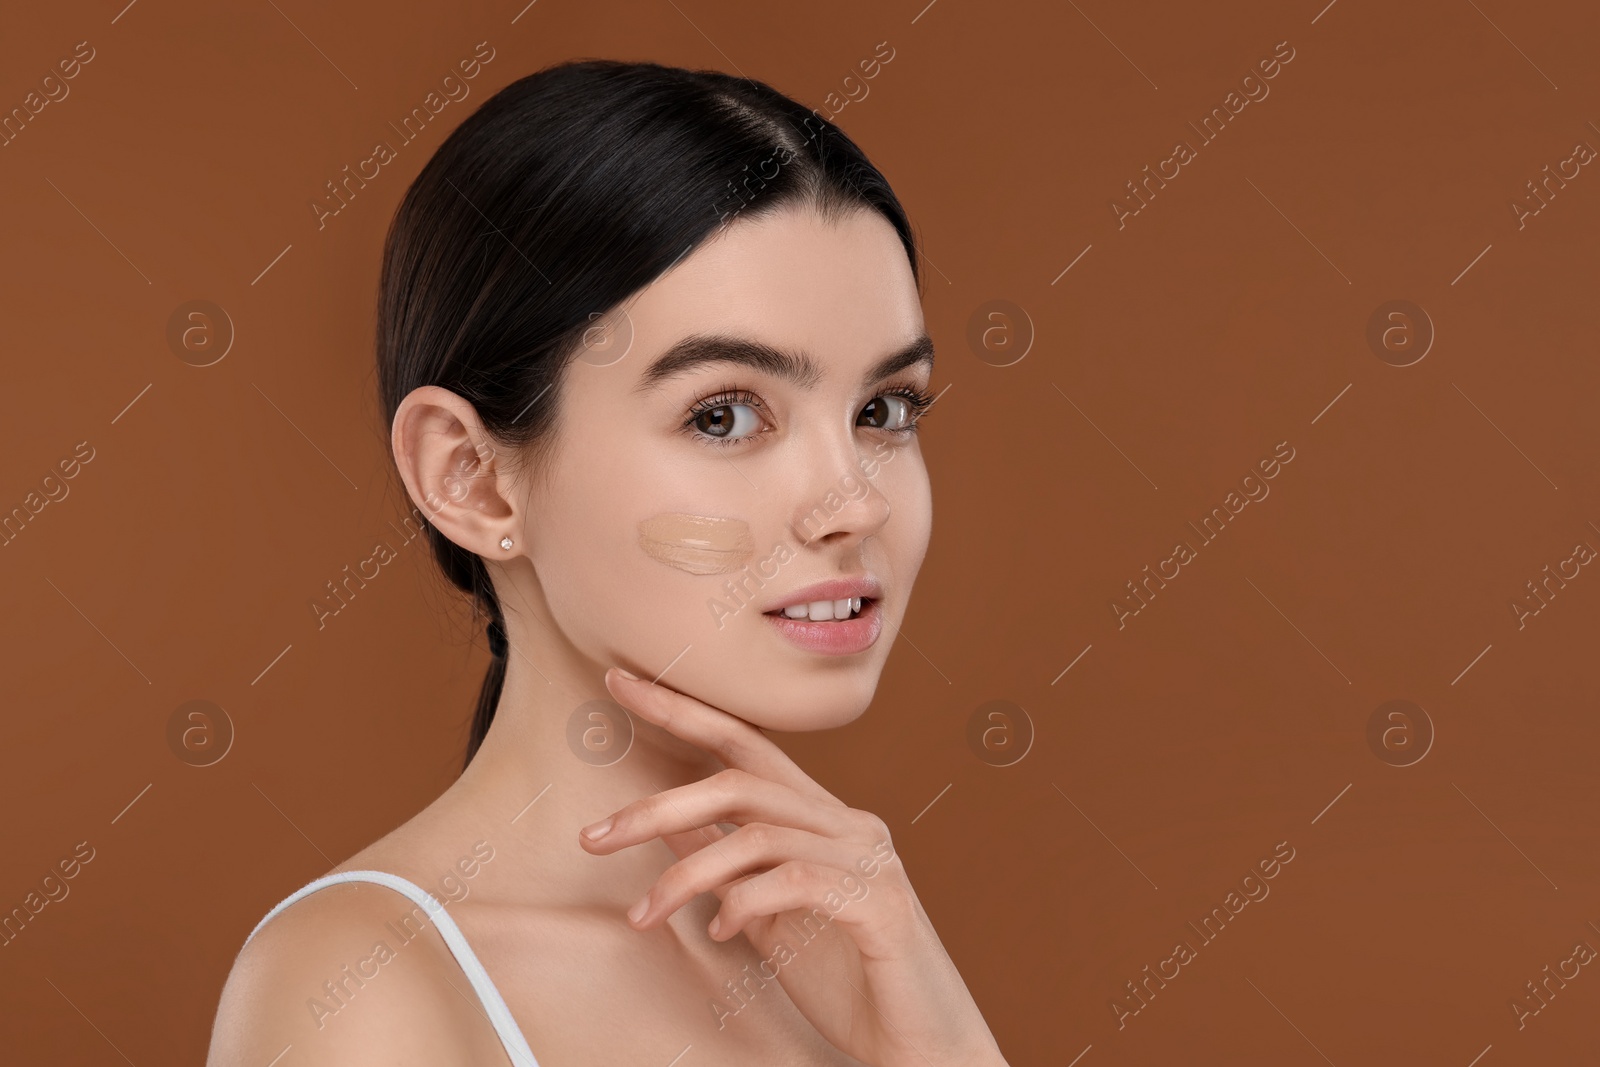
391, 385, 517, 555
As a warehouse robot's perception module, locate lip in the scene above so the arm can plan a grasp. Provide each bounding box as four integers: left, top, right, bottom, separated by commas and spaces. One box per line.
764, 596, 883, 655
760, 575, 884, 615
760, 574, 885, 656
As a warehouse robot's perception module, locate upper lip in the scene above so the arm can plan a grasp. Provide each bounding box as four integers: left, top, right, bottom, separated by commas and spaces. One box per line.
762, 575, 883, 614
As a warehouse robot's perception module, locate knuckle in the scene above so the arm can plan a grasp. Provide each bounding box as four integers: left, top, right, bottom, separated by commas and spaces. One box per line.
887, 879, 915, 911
877, 881, 916, 924
711, 767, 756, 805
738, 821, 775, 851
780, 860, 821, 894
850, 808, 892, 845
711, 766, 749, 792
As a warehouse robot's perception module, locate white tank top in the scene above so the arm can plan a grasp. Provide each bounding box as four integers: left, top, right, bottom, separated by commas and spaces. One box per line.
244, 869, 540, 1066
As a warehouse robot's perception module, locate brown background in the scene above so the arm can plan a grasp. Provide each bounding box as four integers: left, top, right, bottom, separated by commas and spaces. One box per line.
3, 0, 1599, 1063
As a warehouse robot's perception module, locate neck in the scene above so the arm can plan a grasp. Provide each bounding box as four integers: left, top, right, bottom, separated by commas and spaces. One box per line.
446, 636, 727, 912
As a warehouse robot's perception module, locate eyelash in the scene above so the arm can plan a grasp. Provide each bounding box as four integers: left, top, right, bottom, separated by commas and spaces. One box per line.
681, 383, 937, 448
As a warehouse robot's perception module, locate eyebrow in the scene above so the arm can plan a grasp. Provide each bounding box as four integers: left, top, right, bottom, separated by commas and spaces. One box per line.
633, 332, 935, 393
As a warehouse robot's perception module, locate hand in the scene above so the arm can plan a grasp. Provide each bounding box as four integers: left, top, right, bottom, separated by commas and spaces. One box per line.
577, 668, 1008, 1067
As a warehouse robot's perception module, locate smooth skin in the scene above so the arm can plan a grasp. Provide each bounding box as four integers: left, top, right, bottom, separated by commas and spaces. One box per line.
207, 203, 1007, 1066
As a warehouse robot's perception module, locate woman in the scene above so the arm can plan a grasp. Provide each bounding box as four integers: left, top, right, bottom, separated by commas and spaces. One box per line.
208, 58, 1008, 1067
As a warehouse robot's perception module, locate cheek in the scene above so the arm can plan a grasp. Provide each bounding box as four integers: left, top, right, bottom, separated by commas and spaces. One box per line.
528, 449, 761, 666
879, 450, 933, 578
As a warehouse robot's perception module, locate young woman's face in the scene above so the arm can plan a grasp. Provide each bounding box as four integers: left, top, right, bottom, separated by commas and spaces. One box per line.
521, 204, 933, 731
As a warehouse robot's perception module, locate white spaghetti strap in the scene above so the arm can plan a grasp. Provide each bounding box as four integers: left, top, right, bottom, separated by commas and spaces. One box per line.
245, 869, 540, 1067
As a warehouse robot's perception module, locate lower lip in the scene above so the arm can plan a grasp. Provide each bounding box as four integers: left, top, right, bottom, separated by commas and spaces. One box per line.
763, 598, 883, 655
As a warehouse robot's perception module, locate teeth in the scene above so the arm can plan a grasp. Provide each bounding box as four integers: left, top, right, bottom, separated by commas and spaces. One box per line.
778, 597, 866, 622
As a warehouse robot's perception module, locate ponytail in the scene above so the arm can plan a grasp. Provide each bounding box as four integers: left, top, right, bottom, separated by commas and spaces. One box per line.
467, 610, 508, 766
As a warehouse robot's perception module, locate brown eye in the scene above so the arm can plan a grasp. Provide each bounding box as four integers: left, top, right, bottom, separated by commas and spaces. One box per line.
858, 395, 914, 431
693, 402, 761, 439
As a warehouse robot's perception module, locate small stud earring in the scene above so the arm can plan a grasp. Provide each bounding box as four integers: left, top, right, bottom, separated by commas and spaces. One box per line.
500, 536, 514, 550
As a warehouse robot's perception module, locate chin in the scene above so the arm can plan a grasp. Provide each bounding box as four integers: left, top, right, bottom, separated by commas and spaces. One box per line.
711, 665, 882, 733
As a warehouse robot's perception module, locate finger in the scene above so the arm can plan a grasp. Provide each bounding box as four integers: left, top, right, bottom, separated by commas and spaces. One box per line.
604, 668, 843, 806
660, 821, 729, 863
629, 823, 886, 929
708, 860, 912, 954
579, 767, 879, 856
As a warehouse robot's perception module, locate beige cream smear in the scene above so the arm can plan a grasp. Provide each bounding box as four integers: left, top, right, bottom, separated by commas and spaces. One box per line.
637, 513, 756, 575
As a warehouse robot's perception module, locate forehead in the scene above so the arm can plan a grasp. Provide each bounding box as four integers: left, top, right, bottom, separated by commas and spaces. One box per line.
616, 205, 923, 379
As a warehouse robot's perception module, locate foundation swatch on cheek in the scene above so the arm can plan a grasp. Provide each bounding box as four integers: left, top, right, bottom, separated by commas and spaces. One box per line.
637, 513, 755, 575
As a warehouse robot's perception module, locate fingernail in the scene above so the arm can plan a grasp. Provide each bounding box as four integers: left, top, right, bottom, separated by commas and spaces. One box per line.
627, 895, 649, 924
708, 915, 722, 937
614, 668, 639, 681
581, 816, 613, 840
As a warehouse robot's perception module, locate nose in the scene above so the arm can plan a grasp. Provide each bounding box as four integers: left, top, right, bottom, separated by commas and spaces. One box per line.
786, 436, 892, 550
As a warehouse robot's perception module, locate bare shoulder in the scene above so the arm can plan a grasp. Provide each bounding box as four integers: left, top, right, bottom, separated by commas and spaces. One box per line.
206, 878, 508, 1066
